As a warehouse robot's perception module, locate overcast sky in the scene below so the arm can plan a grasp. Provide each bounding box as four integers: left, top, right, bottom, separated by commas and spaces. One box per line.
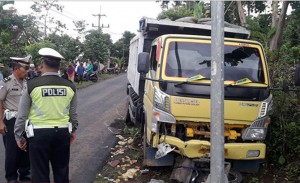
13, 1, 162, 42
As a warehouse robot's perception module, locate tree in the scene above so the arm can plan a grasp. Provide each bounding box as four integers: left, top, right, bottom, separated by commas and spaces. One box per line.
0, 1, 40, 66
25, 40, 55, 66
237, 1, 246, 26
111, 31, 135, 67
83, 29, 112, 64
225, 1, 267, 25
31, 0, 66, 39
269, 1, 290, 51
111, 57, 124, 70
47, 33, 82, 62
73, 20, 88, 35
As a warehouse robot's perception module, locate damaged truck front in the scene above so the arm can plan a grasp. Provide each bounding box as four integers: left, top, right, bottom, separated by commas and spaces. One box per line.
126, 17, 271, 175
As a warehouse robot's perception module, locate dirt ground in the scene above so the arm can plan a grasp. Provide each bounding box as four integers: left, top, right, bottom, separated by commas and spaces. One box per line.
94, 120, 299, 183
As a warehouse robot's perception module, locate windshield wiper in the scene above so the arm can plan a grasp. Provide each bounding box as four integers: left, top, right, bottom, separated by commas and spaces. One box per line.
225, 78, 253, 87
175, 74, 206, 87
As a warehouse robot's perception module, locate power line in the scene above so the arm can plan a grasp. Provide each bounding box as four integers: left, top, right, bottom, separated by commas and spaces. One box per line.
49, 8, 78, 22
62, 9, 81, 20
104, 31, 122, 35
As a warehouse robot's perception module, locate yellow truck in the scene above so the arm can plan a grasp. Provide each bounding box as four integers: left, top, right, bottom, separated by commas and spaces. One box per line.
126, 17, 272, 181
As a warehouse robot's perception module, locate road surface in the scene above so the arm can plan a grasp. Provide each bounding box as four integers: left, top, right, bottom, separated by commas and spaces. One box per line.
0, 74, 128, 183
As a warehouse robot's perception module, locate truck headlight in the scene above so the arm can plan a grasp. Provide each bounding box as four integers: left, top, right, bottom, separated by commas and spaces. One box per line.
242, 116, 270, 141
152, 107, 176, 132
154, 87, 170, 113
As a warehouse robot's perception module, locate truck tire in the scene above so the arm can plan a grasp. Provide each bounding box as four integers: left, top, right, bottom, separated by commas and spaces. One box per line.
228, 170, 242, 183
124, 99, 134, 126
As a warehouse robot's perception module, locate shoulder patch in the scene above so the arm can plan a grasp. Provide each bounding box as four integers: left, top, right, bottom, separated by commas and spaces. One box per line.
3, 77, 11, 83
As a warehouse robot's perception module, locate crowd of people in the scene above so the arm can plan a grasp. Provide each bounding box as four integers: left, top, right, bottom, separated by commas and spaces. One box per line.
0, 48, 78, 183
61, 60, 99, 84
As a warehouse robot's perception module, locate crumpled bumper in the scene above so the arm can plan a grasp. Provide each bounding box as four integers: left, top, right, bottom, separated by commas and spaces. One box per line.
158, 136, 266, 160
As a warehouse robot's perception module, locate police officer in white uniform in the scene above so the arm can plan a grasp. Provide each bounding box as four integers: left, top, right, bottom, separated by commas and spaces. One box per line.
0, 56, 31, 182
15, 48, 78, 183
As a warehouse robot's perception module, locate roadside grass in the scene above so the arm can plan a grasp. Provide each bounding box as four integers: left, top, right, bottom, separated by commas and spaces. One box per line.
99, 74, 116, 80
74, 74, 116, 89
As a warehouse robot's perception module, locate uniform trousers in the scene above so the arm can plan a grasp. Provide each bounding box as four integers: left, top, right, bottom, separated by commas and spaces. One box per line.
28, 127, 70, 183
2, 118, 30, 181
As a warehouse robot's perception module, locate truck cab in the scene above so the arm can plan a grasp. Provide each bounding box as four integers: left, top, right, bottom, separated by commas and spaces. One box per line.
140, 34, 272, 170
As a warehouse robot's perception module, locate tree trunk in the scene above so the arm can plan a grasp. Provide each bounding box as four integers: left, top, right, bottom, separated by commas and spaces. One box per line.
271, 1, 278, 27
270, 1, 289, 51
237, 1, 246, 26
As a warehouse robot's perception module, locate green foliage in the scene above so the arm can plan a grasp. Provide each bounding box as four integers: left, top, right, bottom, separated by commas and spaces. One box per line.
25, 40, 55, 65
157, 6, 193, 21
0, 6, 38, 68
193, 2, 205, 19
111, 57, 124, 69
123, 125, 139, 136
47, 33, 82, 62
83, 29, 112, 64
284, 162, 300, 181
225, 1, 267, 25
266, 61, 300, 167
111, 31, 135, 67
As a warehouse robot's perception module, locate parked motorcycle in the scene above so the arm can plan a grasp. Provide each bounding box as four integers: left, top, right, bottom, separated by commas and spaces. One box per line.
75, 71, 98, 83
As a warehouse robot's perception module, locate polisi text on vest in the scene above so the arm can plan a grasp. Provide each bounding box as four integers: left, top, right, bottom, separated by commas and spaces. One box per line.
42, 88, 67, 96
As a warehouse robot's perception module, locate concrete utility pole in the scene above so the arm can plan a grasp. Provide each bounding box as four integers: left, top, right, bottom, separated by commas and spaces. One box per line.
206, 1, 228, 183
92, 6, 109, 30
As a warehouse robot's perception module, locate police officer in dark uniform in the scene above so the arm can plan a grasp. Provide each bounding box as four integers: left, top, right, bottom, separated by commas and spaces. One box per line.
14, 48, 78, 183
0, 56, 31, 182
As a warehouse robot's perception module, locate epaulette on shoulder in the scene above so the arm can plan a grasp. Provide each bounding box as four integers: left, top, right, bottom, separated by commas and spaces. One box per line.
3, 77, 11, 83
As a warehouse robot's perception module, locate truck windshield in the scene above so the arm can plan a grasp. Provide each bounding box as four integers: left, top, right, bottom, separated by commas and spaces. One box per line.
165, 41, 265, 83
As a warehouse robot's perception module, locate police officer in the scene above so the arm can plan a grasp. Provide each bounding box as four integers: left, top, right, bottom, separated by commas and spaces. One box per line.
14, 48, 78, 183
0, 56, 31, 182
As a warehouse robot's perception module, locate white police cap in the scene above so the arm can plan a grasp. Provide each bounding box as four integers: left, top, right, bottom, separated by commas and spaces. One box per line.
38, 48, 64, 59
10, 55, 31, 64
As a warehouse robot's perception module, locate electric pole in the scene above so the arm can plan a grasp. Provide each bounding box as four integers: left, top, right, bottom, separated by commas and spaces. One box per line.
92, 6, 109, 30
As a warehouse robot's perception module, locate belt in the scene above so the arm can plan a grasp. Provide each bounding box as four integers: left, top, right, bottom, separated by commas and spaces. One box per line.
33, 125, 69, 129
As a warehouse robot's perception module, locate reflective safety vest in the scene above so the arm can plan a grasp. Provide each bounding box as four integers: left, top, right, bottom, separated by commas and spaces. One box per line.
27, 75, 76, 127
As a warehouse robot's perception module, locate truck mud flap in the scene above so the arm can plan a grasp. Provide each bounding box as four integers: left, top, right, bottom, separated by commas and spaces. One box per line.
143, 147, 174, 167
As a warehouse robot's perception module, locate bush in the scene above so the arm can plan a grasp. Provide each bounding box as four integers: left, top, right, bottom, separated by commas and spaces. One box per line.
266, 51, 300, 166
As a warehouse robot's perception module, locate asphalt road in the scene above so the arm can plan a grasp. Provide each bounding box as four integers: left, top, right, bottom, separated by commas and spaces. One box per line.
0, 74, 128, 183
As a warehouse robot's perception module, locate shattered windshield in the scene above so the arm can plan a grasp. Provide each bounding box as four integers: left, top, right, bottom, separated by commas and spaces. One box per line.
165, 41, 265, 83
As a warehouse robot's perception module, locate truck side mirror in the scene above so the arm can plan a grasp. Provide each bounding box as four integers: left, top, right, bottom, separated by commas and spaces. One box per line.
137, 52, 150, 74
294, 64, 300, 86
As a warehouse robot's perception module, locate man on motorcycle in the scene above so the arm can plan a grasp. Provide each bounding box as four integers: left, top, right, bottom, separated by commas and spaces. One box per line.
85, 60, 93, 81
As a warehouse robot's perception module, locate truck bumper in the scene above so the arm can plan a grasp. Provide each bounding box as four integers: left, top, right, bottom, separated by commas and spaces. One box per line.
158, 136, 266, 160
